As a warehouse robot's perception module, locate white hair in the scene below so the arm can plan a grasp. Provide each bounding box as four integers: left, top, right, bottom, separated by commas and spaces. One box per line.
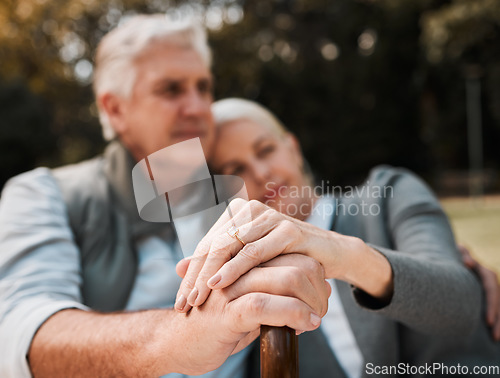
212, 98, 314, 183
93, 14, 212, 141
211, 98, 288, 136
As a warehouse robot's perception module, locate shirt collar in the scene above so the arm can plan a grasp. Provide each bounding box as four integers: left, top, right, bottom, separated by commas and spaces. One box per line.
305, 195, 336, 231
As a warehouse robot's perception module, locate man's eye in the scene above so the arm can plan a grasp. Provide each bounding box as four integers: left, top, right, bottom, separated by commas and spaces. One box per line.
157, 84, 182, 97
198, 80, 212, 95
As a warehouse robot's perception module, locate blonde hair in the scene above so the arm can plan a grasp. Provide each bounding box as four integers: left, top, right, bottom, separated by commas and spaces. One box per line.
93, 14, 212, 140
211, 98, 288, 137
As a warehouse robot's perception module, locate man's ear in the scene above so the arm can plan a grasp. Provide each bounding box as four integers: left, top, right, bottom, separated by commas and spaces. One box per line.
98, 92, 128, 135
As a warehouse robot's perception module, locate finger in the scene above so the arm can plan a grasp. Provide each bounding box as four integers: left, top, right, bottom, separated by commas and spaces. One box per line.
209, 223, 295, 290
479, 266, 500, 327
261, 254, 328, 315
191, 230, 243, 307
179, 199, 260, 309
207, 197, 250, 234
493, 315, 500, 342
232, 329, 260, 355
175, 257, 192, 279
226, 292, 322, 333
325, 279, 332, 297
457, 245, 477, 269
175, 203, 252, 311
225, 265, 329, 316
175, 253, 208, 312
191, 207, 284, 306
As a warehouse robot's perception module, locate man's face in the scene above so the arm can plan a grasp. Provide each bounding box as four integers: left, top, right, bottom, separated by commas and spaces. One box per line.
111, 42, 215, 161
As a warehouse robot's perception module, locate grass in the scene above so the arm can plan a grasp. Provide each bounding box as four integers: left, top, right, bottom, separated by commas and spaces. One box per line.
440, 195, 500, 274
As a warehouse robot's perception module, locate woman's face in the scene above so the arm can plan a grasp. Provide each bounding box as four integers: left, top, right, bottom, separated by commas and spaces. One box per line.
210, 119, 312, 219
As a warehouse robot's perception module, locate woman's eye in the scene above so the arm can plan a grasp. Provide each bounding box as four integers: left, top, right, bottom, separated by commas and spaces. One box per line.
229, 166, 245, 176
257, 145, 275, 158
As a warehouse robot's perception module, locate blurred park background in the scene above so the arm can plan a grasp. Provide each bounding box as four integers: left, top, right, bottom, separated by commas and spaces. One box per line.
0, 0, 499, 270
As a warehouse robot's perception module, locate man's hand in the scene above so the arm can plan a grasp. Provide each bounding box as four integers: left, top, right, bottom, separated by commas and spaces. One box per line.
29, 254, 329, 377
171, 253, 329, 375
458, 245, 500, 340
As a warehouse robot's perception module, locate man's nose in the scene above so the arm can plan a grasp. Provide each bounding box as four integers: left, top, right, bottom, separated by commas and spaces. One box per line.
181, 88, 210, 117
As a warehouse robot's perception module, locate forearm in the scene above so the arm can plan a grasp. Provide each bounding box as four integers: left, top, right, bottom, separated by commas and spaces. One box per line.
310, 232, 393, 301
314, 229, 481, 335
338, 236, 393, 301
29, 308, 178, 377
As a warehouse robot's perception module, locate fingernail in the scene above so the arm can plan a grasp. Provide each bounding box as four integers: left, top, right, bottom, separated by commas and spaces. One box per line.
208, 274, 222, 288
187, 287, 198, 306
295, 330, 304, 336
175, 294, 186, 311
310, 313, 321, 327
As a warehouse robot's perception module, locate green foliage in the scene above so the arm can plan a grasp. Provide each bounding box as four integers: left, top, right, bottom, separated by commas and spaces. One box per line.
0, 79, 55, 187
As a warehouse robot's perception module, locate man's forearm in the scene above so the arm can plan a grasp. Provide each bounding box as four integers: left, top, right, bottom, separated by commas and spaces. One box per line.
28, 308, 177, 377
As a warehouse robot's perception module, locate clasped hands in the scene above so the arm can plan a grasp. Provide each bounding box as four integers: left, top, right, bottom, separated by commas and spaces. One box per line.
175, 197, 392, 313
174, 199, 349, 329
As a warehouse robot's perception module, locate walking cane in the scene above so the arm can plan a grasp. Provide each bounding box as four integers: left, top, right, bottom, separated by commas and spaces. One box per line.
260, 326, 298, 378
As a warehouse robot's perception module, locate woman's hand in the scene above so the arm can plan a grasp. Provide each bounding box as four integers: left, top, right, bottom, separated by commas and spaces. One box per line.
174, 198, 393, 313
174, 198, 317, 312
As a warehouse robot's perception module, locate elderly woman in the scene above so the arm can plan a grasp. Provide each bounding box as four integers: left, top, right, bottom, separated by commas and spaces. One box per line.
176, 98, 499, 377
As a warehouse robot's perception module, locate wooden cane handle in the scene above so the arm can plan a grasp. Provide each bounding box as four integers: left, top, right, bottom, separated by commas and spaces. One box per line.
260, 325, 298, 378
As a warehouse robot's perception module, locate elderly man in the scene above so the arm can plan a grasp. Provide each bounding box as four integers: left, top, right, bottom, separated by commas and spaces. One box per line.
0, 15, 328, 377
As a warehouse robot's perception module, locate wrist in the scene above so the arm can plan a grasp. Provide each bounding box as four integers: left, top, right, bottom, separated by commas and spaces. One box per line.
339, 237, 394, 301
134, 309, 180, 376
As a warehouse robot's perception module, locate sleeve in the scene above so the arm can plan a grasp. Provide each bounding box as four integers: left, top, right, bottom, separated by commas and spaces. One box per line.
351, 167, 482, 337
0, 168, 90, 377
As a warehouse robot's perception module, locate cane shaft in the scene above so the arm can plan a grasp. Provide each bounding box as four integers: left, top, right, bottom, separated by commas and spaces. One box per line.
260, 326, 298, 378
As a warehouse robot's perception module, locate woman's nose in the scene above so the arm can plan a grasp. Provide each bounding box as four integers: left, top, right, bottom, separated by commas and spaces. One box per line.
251, 161, 271, 183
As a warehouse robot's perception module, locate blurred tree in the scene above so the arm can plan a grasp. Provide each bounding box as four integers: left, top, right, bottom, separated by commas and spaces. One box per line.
0, 79, 55, 189
421, 0, 500, 181
212, 0, 433, 185
0, 0, 498, 192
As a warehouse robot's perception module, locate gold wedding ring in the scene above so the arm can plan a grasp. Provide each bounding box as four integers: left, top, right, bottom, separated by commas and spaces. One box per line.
227, 225, 246, 246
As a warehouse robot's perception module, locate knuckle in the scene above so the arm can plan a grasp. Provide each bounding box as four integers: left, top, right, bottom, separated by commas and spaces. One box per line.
282, 266, 304, 289
209, 246, 232, 262
240, 243, 262, 262
302, 256, 325, 278
230, 198, 247, 207
311, 258, 326, 278
319, 300, 329, 317
228, 198, 247, 214
247, 294, 268, 316
248, 199, 261, 208
210, 236, 232, 257
289, 298, 307, 320
182, 277, 195, 291
196, 238, 212, 254
279, 219, 297, 235
262, 208, 277, 222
